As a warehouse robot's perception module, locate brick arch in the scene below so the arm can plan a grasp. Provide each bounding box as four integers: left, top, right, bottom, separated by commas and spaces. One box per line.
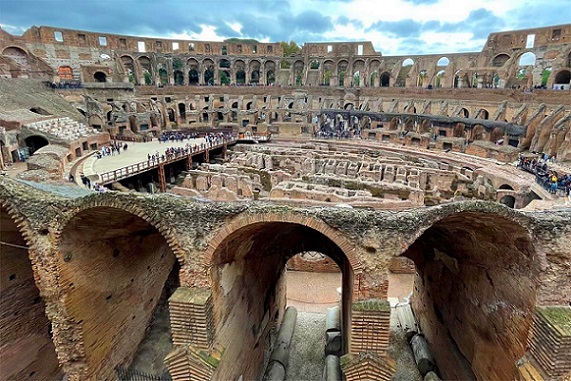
397, 204, 541, 381
1, 45, 29, 56
399, 202, 535, 253
55, 197, 186, 265
0, 198, 65, 380
204, 211, 363, 274
0, 198, 38, 267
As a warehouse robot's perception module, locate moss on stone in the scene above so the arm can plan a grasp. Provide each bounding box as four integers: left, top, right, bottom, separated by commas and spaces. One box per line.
169, 287, 211, 305
352, 299, 391, 312
538, 307, 571, 336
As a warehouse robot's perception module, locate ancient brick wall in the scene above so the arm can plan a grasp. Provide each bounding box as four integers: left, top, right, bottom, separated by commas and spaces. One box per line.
287, 253, 341, 273
0, 206, 61, 381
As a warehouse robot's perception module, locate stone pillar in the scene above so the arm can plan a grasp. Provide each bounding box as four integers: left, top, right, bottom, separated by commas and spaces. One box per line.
341, 299, 395, 381
165, 287, 220, 381
168, 287, 214, 349
260, 64, 266, 86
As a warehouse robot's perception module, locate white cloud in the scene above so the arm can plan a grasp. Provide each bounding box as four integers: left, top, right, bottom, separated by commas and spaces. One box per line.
170, 25, 226, 41
226, 22, 243, 34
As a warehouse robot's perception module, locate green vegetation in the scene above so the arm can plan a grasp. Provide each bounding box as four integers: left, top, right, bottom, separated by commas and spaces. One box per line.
144, 71, 152, 85
280, 40, 301, 57
539, 307, 571, 335
220, 71, 230, 86
339, 70, 345, 86
172, 57, 183, 71
324, 70, 332, 85
541, 68, 552, 86
224, 38, 259, 44
352, 299, 391, 312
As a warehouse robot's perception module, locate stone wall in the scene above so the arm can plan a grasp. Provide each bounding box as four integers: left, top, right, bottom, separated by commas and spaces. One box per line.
0, 179, 569, 381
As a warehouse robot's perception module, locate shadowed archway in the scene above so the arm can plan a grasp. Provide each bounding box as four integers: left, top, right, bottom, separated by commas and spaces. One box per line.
400, 211, 538, 381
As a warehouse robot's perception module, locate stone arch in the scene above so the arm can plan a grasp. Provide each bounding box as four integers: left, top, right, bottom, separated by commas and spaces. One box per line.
518, 51, 536, 66
204, 212, 362, 379
475, 108, 490, 119
24, 135, 49, 155
337, 60, 349, 86
173, 70, 184, 85
158, 67, 168, 85
437, 56, 449, 67
499, 195, 516, 208
234, 59, 246, 84
55, 203, 185, 379
322, 59, 334, 85
93, 71, 107, 82
434, 69, 446, 88
380, 71, 390, 87
56, 200, 185, 264
554, 69, 571, 85
471, 124, 486, 141
120, 55, 135, 83
402, 58, 414, 67
417, 69, 428, 87
293, 60, 305, 86
2, 46, 30, 74
397, 59, 414, 87
204, 212, 362, 286
491, 53, 511, 67
352, 59, 365, 87
0, 201, 62, 381
138, 56, 153, 85
490, 126, 504, 143
458, 107, 469, 118
264, 60, 276, 84
499, 184, 514, 190
249, 59, 261, 84
368, 59, 381, 86
400, 208, 538, 381
203, 58, 215, 85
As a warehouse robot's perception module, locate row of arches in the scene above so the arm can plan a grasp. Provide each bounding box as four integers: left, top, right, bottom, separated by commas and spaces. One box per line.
0, 194, 548, 380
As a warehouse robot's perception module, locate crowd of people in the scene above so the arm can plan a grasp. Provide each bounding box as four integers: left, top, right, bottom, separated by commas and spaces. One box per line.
314, 116, 363, 139
148, 132, 233, 165
159, 131, 201, 143
518, 155, 571, 200
95, 142, 128, 159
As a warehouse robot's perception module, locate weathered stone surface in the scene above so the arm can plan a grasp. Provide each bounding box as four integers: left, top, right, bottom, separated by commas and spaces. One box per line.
0, 176, 569, 381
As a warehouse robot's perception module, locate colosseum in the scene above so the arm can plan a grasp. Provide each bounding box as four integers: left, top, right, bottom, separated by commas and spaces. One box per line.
0, 20, 570, 381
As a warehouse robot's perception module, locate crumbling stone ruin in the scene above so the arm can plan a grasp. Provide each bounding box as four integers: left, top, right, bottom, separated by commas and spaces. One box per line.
0, 21, 570, 381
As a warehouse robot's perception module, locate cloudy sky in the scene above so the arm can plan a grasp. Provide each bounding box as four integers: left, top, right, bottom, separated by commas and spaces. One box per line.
0, 0, 569, 55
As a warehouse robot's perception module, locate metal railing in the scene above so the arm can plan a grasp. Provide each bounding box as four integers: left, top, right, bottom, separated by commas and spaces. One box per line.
116, 367, 172, 381
98, 138, 235, 185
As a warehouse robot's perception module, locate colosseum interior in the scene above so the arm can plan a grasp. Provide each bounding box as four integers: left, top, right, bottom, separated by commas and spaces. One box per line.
0, 21, 570, 381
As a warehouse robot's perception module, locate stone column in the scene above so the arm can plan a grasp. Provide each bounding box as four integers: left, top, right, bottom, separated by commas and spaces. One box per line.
183, 66, 189, 85
260, 62, 266, 85
341, 299, 395, 381
164, 287, 220, 381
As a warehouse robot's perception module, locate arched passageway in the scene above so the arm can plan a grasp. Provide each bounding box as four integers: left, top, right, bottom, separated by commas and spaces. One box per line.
0, 206, 62, 380
400, 212, 537, 381
93, 71, 107, 82
24, 135, 48, 155
499, 195, 516, 208
207, 218, 356, 380
58, 207, 179, 380
554, 70, 571, 86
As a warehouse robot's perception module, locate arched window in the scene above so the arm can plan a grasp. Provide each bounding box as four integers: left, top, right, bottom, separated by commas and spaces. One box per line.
93, 72, 107, 82
437, 57, 449, 66
518, 52, 536, 66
